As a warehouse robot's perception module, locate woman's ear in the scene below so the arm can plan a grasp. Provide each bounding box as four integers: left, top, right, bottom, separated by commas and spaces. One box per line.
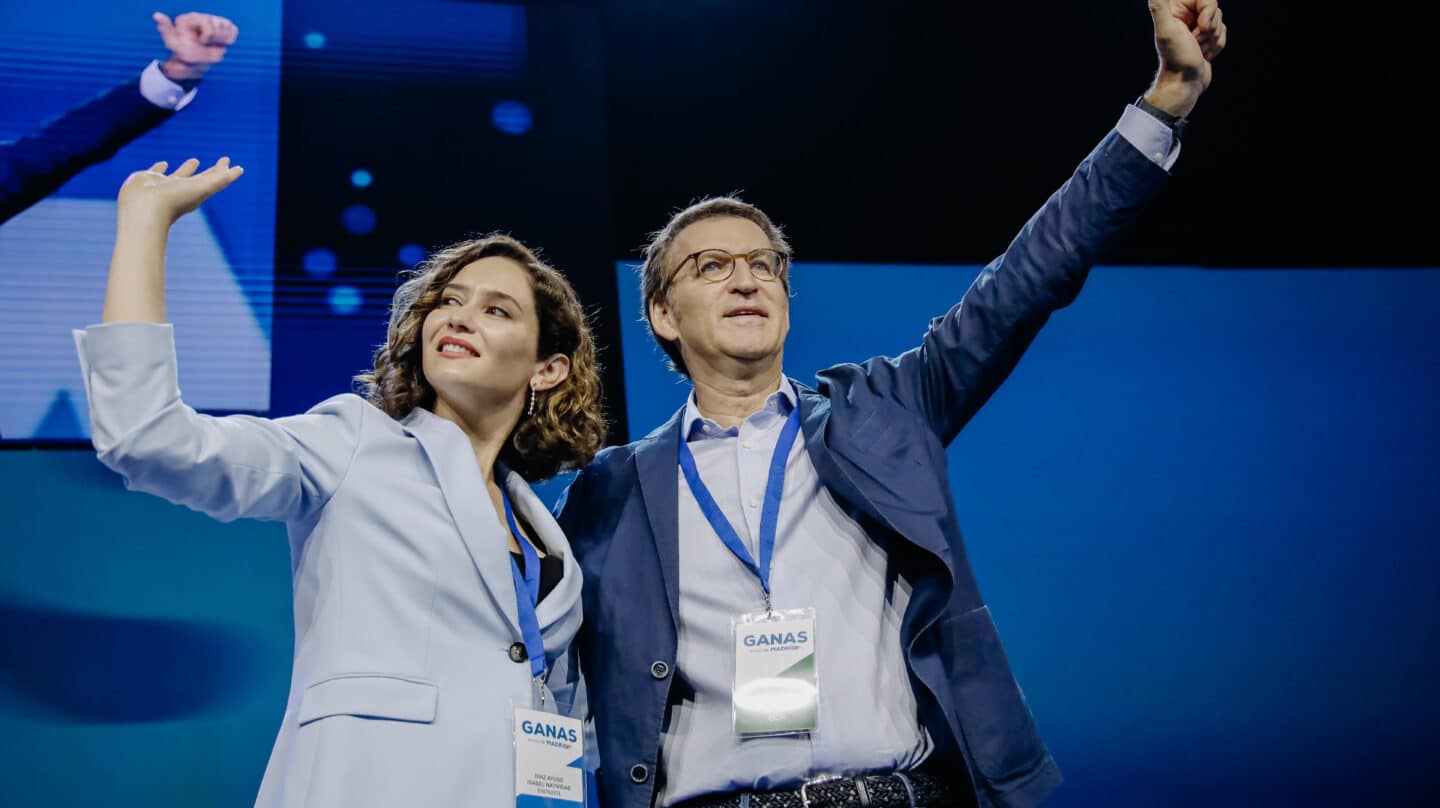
531, 353, 571, 393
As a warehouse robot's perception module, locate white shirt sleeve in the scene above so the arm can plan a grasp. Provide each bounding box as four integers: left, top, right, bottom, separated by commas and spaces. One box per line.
1117, 103, 1182, 171
138, 59, 198, 111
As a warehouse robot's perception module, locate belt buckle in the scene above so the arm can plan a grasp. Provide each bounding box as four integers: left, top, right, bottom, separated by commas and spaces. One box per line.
799, 773, 845, 808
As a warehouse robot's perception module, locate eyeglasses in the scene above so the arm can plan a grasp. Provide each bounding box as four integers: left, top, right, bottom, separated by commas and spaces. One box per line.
669, 248, 789, 286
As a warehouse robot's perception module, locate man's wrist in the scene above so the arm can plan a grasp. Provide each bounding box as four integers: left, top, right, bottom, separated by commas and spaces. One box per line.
139, 60, 198, 110
1134, 95, 1188, 140
1143, 73, 1203, 119
158, 57, 206, 89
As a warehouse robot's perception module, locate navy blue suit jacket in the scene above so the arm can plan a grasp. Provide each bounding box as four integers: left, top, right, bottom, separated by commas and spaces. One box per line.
555, 130, 1169, 808
0, 78, 171, 224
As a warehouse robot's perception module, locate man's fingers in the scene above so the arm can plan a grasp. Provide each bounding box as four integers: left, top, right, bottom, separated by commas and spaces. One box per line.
211, 16, 239, 46
1197, 0, 1221, 33
1206, 24, 1227, 59
148, 161, 168, 174
168, 12, 235, 54
174, 12, 208, 43
186, 13, 214, 43
1195, 13, 1227, 60
173, 158, 202, 178
153, 11, 176, 46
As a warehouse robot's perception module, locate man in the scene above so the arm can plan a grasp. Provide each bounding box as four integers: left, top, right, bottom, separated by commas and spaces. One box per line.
556, 2, 1227, 806
0, 12, 239, 224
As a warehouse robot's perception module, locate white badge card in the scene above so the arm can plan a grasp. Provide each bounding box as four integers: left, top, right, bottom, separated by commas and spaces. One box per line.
732, 608, 818, 737
513, 707, 585, 808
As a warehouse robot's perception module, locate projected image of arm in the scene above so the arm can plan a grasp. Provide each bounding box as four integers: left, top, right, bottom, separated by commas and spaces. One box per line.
0, 11, 238, 225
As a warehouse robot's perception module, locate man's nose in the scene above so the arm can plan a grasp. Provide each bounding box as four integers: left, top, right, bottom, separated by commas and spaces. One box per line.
725, 257, 760, 293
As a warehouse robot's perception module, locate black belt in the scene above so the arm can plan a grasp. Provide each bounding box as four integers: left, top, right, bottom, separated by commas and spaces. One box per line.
675, 771, 960, 808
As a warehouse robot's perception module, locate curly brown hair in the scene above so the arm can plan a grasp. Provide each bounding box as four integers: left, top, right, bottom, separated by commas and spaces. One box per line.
638, 196, 793, 378
355, 233, 607, 481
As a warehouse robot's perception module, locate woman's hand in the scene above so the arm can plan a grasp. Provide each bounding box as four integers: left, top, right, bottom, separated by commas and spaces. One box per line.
103, 158, 244, 323
117, 157, 244, 229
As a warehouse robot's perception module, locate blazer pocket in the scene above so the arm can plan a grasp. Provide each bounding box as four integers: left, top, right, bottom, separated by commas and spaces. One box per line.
944, 606, 1047, 782
297, 673, 438, 726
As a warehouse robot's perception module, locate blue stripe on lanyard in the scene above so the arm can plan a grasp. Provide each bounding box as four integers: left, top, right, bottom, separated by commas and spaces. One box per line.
677, 405, 802, 597
502, 488, 547, 680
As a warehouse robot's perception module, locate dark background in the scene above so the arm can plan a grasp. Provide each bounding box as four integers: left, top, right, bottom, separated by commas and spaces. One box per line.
272, 1, 1430, 442
599, 1, 1427, 271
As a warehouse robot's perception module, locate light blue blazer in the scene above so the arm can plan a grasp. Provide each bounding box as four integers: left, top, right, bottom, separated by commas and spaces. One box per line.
75, 322, 584, 807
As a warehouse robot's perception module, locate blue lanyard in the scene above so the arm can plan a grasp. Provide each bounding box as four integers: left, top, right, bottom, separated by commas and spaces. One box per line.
502, 489, 547, 681
677, 405, 802, 612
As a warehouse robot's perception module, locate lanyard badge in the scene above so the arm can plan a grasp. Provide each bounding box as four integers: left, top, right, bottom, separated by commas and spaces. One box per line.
503, 490, 585, 807
512, 707, 585, 807
680, 406, 820, 737
732, 607, 817, 736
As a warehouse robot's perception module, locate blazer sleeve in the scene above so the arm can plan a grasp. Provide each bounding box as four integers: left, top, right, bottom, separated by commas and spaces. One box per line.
818, 129, 1171, 446
75, 322, 364, 525
0, 78, 173, 224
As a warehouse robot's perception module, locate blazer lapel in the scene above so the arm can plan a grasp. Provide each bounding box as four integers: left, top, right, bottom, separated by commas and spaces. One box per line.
634, 407, 686, 632
795, 381, 954, 567
401, 409, 522, 639
502, 466, 582, 660
795, 384, 884, 525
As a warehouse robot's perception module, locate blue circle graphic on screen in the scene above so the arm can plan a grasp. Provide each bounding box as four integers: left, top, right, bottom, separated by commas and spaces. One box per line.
301, 248, 338, 278
491, 101, 533, 135
398, 243, 427, 267
328, 285, 363, 315
341, 204, 376, 236
351, 169, 372, 188
304, 32, 326, 49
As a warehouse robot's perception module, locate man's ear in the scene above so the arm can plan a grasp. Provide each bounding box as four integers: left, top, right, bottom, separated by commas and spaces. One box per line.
649, 296, 680, 342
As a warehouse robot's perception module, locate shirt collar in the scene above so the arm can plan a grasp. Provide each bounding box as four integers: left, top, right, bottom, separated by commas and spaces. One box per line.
683, 377, 797, 442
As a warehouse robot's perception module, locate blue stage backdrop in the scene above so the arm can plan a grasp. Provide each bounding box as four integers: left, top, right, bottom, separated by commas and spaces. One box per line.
615, 262, 1440, 806
2, 263, 1437, 806
0, 0, 282, 442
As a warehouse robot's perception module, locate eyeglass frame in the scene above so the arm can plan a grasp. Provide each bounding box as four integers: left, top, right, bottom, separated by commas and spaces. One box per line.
667, 247, 791, 287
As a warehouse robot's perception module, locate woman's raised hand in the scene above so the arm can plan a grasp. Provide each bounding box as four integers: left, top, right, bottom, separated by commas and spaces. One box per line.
117, 157, 244, 227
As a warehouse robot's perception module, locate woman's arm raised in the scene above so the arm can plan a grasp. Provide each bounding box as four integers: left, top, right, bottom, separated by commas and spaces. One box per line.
102, 156, 242, 323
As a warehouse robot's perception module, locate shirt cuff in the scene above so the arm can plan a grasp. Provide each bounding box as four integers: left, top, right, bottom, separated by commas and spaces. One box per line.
139, 60, 198, 111
1117, 103, 1181, 172
73, 322, 183, 451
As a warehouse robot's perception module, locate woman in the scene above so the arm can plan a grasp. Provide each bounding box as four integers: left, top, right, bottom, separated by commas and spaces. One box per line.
75, 157, 606, 805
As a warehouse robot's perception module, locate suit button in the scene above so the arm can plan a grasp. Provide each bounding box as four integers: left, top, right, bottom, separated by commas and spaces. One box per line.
508, 642, 528, 663
629, 763, 649, 784
650, 660, 671, 680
